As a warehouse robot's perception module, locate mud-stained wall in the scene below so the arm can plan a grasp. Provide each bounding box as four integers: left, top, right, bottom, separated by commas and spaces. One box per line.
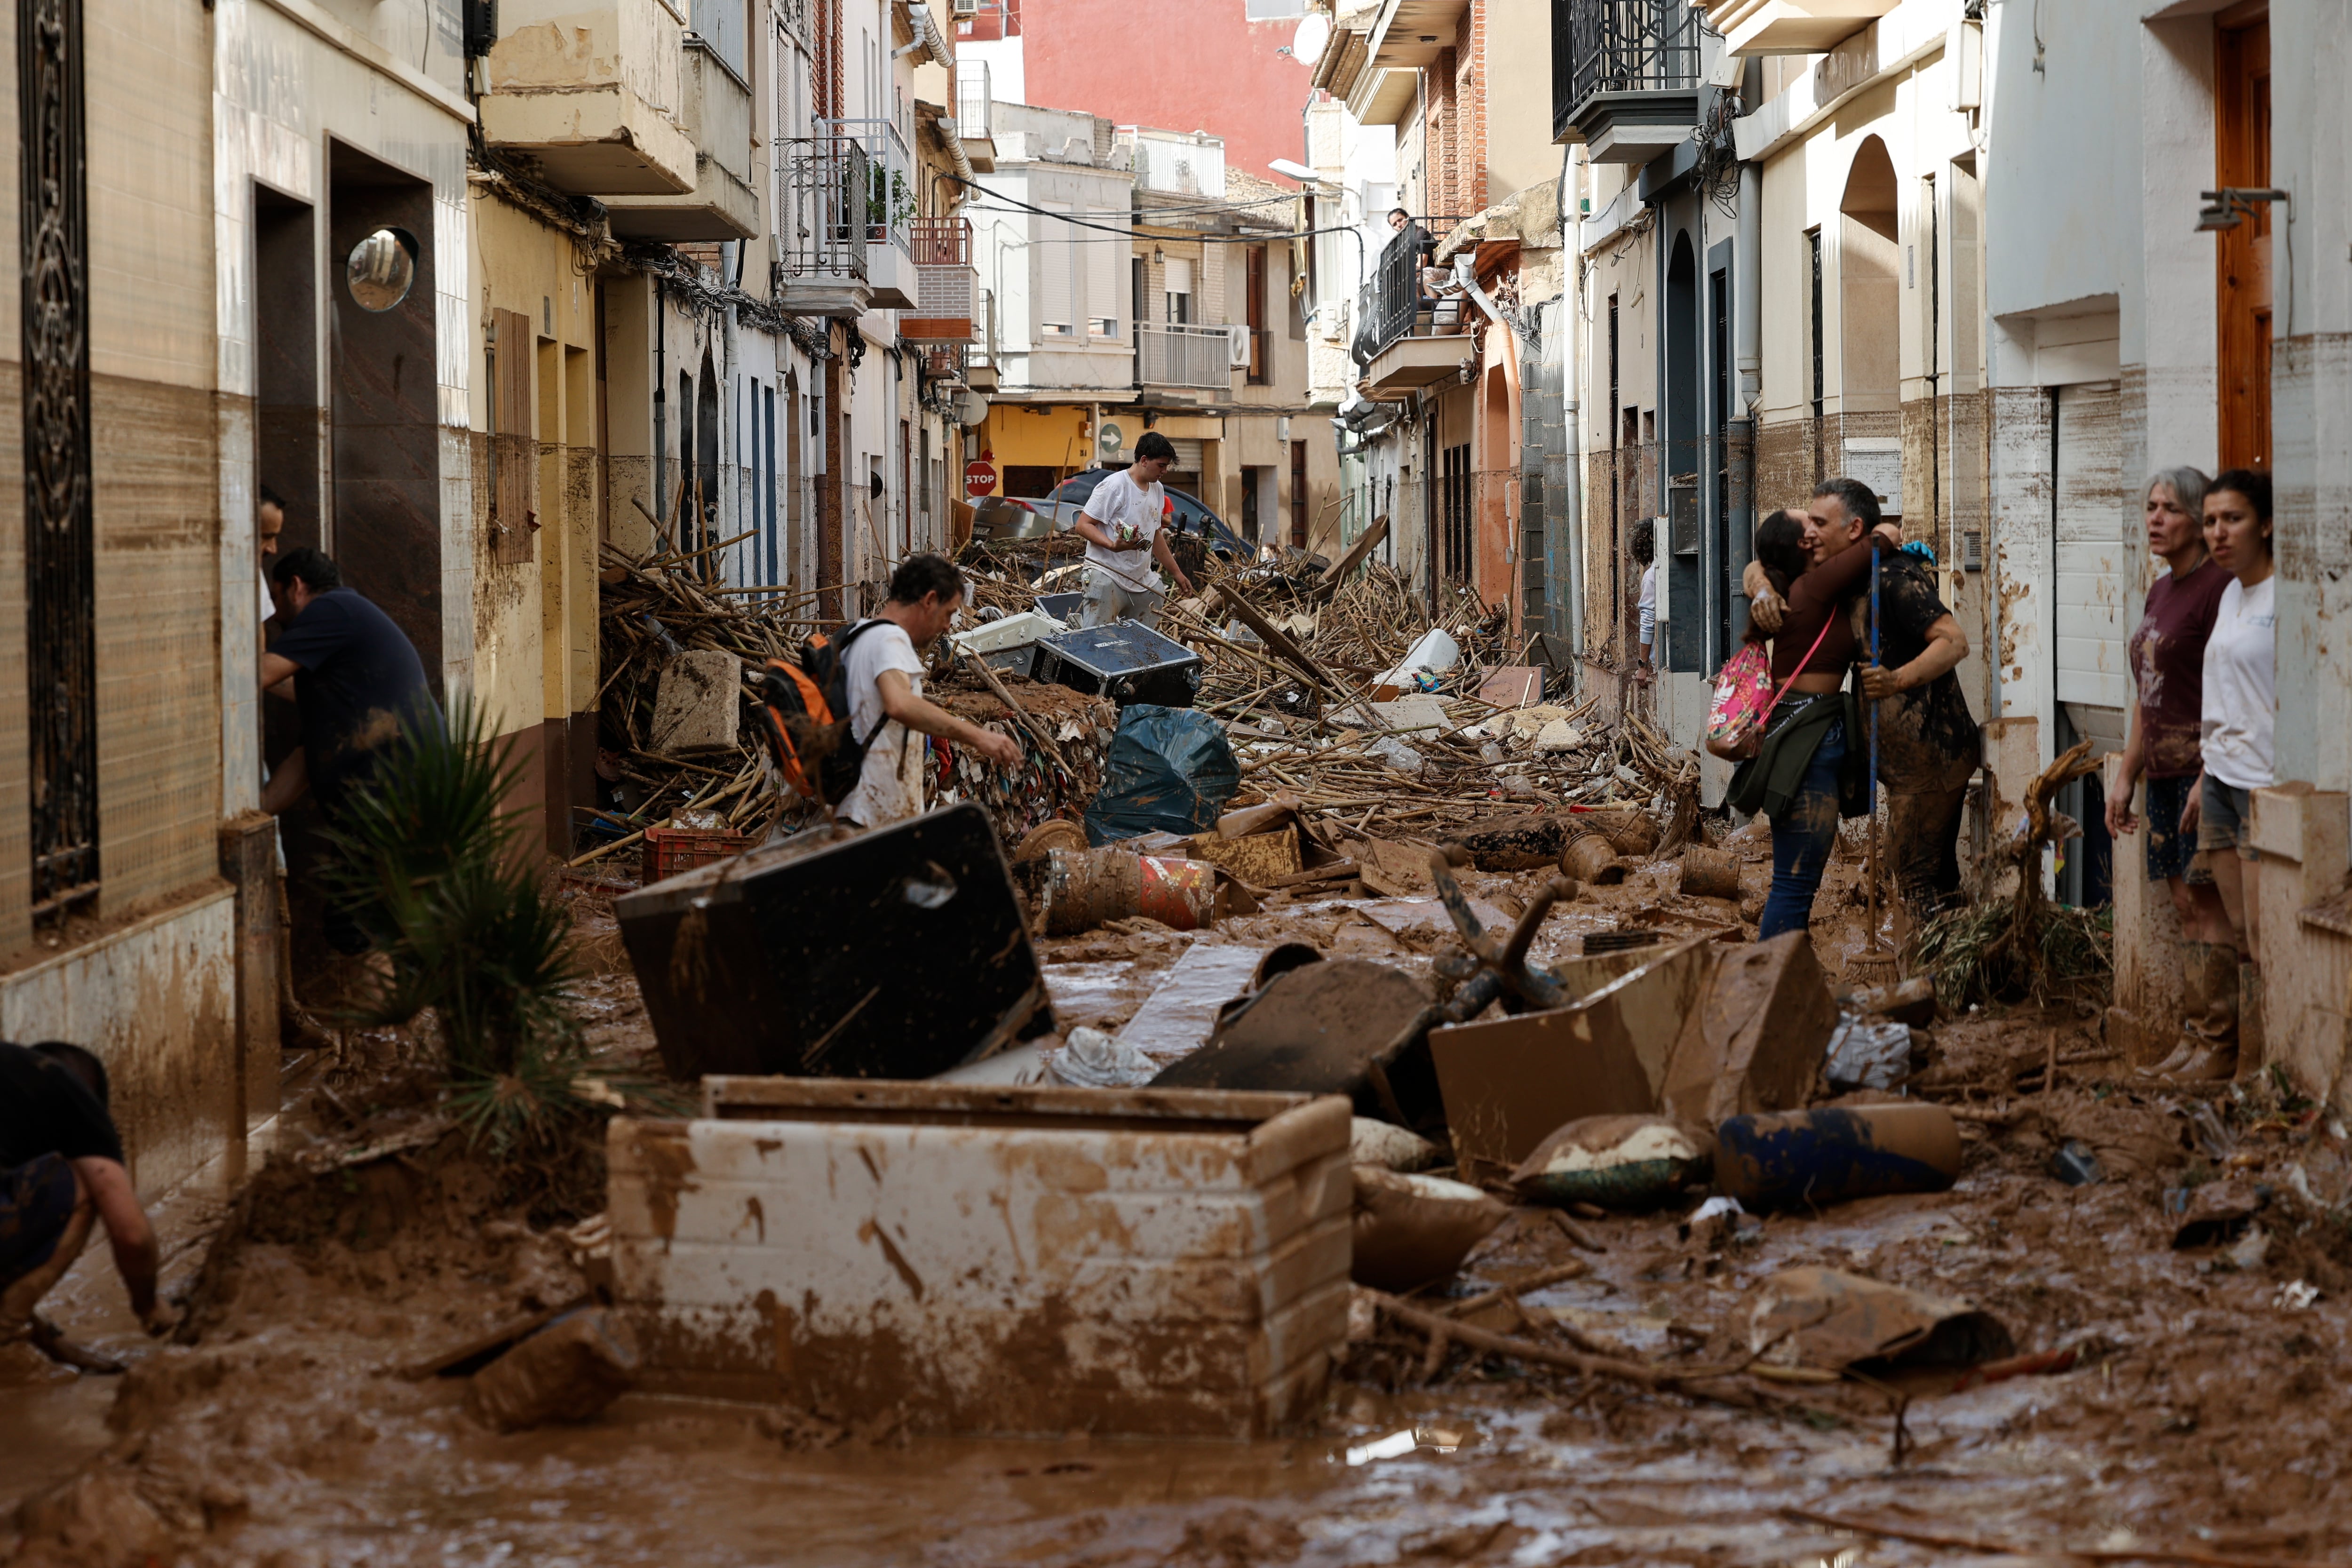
0, 888, 238, 1198
468, 196, 606, 853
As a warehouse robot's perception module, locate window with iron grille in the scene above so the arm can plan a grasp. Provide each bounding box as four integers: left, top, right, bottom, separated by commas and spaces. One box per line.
1441, 442, 1471, 581
22, 0, 98, 922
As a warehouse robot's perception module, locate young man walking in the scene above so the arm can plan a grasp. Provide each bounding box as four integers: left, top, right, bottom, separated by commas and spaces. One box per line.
1070, 432, 1196, 630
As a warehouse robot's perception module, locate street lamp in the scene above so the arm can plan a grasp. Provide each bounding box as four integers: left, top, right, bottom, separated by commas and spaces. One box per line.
2196, 187, 2288, 231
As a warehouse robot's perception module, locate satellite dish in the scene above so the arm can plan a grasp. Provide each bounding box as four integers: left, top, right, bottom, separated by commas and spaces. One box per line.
957, 390, 990, 427
1293, 13, 1329, 64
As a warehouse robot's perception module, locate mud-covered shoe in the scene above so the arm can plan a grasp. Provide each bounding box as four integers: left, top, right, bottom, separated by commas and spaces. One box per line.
2137, 1037, 2200, 1078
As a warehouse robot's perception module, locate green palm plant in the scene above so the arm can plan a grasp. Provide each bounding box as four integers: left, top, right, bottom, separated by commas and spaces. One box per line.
319, 696, 583, 1152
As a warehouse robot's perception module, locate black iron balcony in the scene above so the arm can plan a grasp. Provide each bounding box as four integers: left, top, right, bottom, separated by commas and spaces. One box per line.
1367, 217, 1467, 357
1551, 0, 1704, 165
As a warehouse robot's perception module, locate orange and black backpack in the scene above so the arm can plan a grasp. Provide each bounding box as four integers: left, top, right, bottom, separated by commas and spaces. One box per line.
752, 619, 886, 806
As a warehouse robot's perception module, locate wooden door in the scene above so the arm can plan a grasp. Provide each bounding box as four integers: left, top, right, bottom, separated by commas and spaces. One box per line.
2216, 11, 2270, 470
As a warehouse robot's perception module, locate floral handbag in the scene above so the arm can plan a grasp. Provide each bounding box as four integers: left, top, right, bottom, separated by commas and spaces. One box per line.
1702, 616, 1833, 762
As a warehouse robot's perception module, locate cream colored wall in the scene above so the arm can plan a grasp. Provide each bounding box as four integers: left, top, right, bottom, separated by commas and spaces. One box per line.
1483, 0, 1559, 202
467, 197, 601, 747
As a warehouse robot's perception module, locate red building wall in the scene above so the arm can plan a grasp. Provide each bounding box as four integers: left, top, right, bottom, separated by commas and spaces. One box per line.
1009, 0, 1316, 181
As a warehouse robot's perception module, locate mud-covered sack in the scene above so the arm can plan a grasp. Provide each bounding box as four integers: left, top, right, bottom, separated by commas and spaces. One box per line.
1509, 1114, 1715, 1210
1351, 1118, 1441, 1172
467, 1307, 640, 1432
1351, 1166, 1506, 1292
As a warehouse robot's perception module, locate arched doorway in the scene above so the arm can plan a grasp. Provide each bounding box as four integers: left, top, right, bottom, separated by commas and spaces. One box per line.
1839, 136, 1900, 416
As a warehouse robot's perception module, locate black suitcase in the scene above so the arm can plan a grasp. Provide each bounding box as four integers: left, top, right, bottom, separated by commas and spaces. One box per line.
1032, 620, 1203, 708
614, 802, 1051, 1082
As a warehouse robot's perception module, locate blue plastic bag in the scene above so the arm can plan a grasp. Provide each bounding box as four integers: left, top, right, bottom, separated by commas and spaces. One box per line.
1082, 704, 1241, 845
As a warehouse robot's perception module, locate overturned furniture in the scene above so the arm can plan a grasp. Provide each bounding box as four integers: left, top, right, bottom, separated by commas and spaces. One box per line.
607, 1079, 1352, 1438
614, 802, 1049, 1081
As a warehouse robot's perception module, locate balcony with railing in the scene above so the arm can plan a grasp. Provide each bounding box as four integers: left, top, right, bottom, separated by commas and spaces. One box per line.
1357, 216, 1478, 392
967, 287, 1000, 390
903, 218, 977, 342
953, 61, 998, 172
479, 0, 697, 196
1550, 0, 1704, 164
604, 38, 759, 240
777, 134, 873, 317
823, 116, 918, 310
1136, 323, 1234, 392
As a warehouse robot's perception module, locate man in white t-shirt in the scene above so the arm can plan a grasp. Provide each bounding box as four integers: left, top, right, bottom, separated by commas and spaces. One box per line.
1071, 431, 1197, 629
834, 554, 1024, 831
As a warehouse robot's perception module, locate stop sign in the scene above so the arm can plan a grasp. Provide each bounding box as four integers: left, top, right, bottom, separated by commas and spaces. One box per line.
963, 459, 997, 497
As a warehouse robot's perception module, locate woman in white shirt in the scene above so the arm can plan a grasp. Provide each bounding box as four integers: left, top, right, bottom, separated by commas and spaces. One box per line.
2172, 468, 2274, 1082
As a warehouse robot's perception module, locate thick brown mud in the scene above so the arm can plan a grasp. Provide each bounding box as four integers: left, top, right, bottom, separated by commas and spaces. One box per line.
10, 863, 2352, 1567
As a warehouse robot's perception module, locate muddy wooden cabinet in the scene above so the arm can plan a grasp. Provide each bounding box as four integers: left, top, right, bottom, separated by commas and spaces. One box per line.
606, 1081, 1353, 1438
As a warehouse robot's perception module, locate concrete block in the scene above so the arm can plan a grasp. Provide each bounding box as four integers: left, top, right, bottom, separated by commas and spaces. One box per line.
1657, 931, 1839, 1124
2249, 786, 2352, 1099
2106, 752, 2185, 1041
648, 649, 743, 753
608, 1083, 1352, 1438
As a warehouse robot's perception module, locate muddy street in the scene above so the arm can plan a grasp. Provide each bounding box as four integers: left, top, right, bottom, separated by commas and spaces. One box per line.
10, 820, 2352, 1567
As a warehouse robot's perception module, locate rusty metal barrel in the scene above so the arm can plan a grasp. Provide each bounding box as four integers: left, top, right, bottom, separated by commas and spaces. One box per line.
1559, 829, 1626, 886
1678, 845, 1741, 900
1042, 848, 1215, 935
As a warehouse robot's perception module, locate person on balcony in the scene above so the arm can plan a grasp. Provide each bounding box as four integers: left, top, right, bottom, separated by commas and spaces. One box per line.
1071, 432, 1196, 629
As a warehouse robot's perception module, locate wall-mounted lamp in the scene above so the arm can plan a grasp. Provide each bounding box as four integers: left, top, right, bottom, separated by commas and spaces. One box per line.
2196, 187, 2289, 232
1457, 358, 1476, 385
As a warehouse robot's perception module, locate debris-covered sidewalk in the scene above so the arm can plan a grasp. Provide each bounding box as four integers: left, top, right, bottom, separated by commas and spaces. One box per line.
8, 543, 2352, 1568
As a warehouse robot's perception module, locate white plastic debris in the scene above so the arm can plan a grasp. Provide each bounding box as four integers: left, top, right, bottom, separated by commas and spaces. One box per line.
1045, 1027, 1158, 1088
1823, 1014, 1915, 1090
2275, 1280, 2321, 1310
1687, 1195, 1747, 1225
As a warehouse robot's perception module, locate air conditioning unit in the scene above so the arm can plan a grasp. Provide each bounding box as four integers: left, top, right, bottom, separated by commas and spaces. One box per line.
1226, 325, 1251, 369
951, 0, 978, 16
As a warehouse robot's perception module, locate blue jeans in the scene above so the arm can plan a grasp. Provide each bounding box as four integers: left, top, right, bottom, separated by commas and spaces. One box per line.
1757, 717, 1846, 941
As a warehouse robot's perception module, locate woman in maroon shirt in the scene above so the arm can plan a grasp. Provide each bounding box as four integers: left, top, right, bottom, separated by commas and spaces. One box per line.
2106, 468, 2235, 1072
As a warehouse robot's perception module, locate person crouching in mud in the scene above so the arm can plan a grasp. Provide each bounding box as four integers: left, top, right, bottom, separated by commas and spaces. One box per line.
1729, 508, 1900, 939
2, 1041, 176, 1362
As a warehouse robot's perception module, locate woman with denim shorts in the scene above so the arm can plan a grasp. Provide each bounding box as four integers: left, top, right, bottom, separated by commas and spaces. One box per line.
2106, 468, 2234, 1075
2173, 469, 2276, 1082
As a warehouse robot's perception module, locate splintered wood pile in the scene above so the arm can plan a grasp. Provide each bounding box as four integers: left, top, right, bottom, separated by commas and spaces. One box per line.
582, 545, 814, 863
922, 673, 1120, 844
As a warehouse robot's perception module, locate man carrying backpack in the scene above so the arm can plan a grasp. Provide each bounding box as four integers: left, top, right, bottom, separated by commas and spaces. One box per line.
834, 555, 1023, 829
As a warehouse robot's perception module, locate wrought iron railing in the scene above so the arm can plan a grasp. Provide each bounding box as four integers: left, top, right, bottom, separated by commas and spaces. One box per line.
779, 135, 871, 279
1366, 215, 1465, 360
1137, 322, 1233, 390
1552, 0, 1704, 140
822, 116, 915, 255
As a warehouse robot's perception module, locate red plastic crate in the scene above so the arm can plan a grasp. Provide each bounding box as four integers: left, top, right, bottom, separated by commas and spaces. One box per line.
643, 824, 752, 881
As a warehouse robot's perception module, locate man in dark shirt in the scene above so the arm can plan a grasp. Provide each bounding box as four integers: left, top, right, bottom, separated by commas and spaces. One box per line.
0, 1042, 172, 1358
261, 548, 436, 821
1746, 478, 1979, 918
